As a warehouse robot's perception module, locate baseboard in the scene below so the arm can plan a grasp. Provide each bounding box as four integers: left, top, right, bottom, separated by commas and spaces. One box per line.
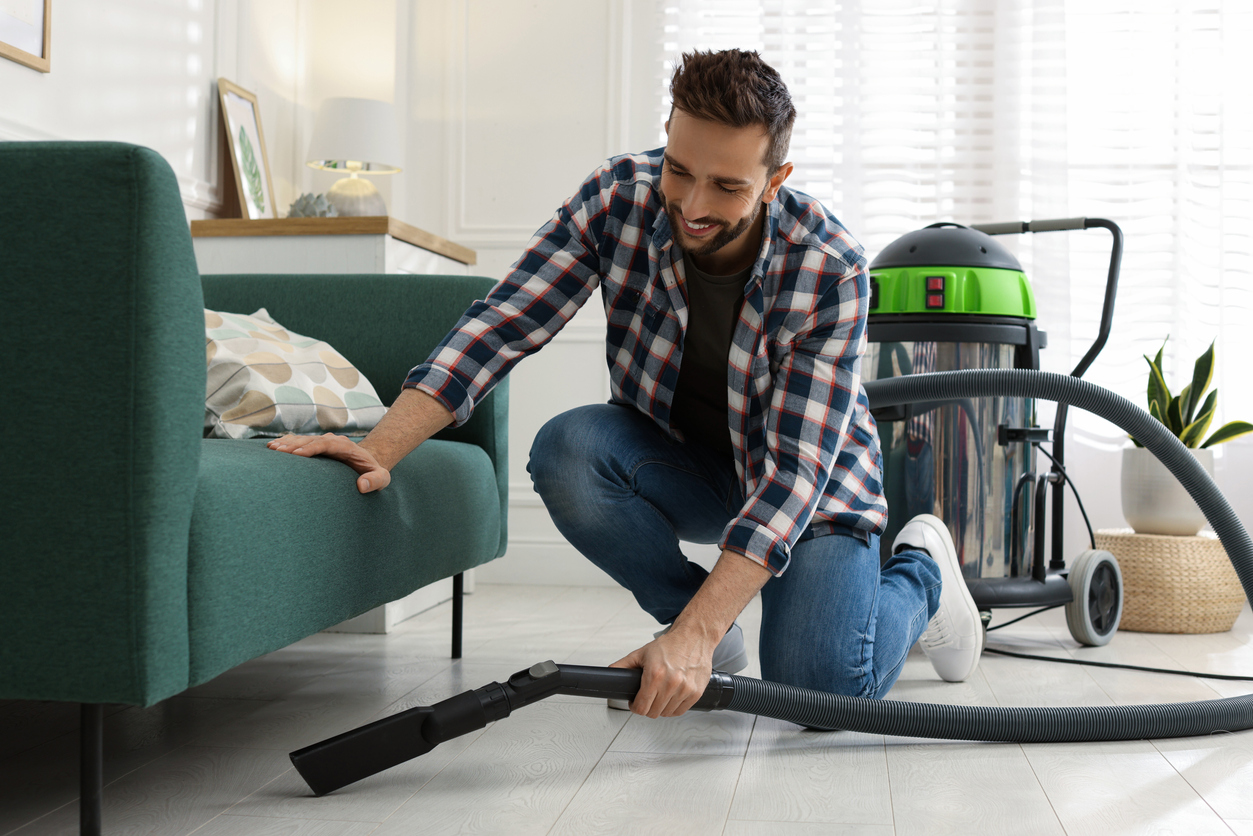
475, 540, 724, 586
324, 570, 477, 634
475, 541, 620, 587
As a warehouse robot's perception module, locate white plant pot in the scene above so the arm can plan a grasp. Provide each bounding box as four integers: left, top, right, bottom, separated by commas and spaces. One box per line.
1120, 445, 1215, 536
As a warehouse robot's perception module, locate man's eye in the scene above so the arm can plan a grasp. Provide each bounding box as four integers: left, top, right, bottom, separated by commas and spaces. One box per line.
669, 167, 690, 178
717, 185, 739, 195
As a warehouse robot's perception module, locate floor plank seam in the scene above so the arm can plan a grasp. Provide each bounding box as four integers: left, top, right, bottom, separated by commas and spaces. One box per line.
718, 715, 755, 836
1018, 741, 1069, 835
372, 724, 494, 832
878, 734, 897, 836
541, 711, 632, 836
1149, 733, 1239, 832
2, 802, 65, 836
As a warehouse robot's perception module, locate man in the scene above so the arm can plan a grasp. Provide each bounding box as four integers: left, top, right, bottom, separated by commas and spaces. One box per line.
269, 49, 984, 718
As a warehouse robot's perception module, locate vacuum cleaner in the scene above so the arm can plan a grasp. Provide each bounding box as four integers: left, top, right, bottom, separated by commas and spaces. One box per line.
866, 217, 1125, 646
288, 219, 1253, 799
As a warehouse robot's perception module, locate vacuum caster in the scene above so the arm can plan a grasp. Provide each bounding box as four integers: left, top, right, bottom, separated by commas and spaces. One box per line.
1065, 549, 1123, 646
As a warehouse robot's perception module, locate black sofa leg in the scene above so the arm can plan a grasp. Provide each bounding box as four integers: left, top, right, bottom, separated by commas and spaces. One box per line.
80, 703, 103, 836
452, 572, 464, 659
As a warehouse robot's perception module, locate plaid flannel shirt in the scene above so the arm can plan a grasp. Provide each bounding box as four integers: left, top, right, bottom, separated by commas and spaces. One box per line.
405, 148, 887, 575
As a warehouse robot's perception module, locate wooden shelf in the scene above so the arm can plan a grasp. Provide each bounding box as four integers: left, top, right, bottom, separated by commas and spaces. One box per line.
189, 216, 476, 266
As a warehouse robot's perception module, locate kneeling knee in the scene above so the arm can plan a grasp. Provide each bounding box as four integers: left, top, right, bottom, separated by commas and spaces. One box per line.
528, 406, 617, 502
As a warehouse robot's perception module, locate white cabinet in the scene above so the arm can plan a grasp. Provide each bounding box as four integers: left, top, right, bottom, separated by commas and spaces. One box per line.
190, 216, 477, 276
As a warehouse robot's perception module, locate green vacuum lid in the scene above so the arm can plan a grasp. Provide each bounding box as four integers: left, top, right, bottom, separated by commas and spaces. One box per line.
868, 223, 1035, 318
870, 222, 1023, 272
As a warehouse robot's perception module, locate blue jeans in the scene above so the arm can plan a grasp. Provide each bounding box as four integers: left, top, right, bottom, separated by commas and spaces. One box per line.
527, 403, 942, 699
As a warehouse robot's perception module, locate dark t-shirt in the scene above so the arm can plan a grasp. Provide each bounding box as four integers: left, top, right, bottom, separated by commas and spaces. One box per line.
669, 254, 751, 460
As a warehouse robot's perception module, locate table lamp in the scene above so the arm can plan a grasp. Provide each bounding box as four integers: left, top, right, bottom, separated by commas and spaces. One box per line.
306, 97, 403, 216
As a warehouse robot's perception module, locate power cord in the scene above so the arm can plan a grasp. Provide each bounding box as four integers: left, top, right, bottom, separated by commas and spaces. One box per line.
983, 645, 1253, 682
1032, 442, 1096, 549
998, 444, 1253, 680
984, 606, 1253, 681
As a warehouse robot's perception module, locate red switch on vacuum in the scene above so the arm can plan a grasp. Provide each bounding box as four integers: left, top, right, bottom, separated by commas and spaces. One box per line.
925, 276, 946, 309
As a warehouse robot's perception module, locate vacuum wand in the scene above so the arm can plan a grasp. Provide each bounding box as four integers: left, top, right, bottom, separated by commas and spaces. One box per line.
289, 660, 736, 796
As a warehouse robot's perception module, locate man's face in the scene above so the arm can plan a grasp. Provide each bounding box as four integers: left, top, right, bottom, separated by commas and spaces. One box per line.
660, 108, 791, 273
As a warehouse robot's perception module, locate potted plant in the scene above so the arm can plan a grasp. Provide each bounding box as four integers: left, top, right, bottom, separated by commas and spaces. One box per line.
1121, 338, 1253, 535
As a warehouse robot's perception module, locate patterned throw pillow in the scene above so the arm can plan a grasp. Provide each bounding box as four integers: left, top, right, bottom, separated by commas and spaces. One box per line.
204, 308, 387, 439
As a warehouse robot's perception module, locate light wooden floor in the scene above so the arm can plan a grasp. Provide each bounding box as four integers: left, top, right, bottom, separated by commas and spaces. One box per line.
3, 584, 1253, 836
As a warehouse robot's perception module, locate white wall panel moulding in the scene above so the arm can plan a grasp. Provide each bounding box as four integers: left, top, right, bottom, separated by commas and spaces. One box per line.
0, 115, 56, 141
176, 175, 225, 213
449, 0, 623, 241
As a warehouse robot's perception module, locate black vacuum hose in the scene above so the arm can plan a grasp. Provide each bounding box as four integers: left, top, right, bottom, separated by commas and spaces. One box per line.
289, 368, 1253, 796
718, 369, 1253, 741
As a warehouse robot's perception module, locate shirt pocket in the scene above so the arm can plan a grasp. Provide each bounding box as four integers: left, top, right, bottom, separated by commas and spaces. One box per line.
605, 279, 650, 326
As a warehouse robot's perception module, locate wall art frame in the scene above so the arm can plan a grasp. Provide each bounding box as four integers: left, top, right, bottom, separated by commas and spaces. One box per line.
0, 0, 51, 73
217, 78, 278, 220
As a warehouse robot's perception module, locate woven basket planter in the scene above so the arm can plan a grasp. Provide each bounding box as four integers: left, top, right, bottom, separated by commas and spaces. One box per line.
1095, 528, 1247, 634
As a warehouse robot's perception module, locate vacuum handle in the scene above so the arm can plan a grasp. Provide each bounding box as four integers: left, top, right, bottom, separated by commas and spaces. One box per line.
555, 664, 643, 700
970, 217, 1087, 234
968, 217, 1123, 380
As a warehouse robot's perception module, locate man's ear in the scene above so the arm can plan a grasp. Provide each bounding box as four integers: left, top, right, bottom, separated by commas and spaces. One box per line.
763, 162, 794, 203
664, 119, 670, 134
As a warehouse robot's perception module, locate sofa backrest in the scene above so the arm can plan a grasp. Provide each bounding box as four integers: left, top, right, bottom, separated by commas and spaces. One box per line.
200, 272, 510, 558
0, 141, 204, 704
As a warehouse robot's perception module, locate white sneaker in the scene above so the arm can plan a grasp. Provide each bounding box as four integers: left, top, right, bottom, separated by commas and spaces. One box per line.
607, 622, 748, 710
893, 514, 983, 682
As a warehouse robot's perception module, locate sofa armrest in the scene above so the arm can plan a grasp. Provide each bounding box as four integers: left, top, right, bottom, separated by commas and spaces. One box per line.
0, 142, 205, 705
200, 273, 509, 558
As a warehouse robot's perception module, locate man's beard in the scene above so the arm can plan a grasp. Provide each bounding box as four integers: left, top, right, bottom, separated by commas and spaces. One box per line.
664, 193, 763, 261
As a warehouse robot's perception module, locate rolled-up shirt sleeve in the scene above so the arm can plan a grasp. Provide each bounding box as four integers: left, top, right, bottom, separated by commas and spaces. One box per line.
721, 256, 870, 575
403, 166, 616, 426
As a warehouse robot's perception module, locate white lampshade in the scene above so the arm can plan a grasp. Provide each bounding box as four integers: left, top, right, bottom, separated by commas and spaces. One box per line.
306, 97, 403, 174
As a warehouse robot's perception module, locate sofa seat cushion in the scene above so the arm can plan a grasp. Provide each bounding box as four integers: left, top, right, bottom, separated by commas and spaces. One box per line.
187, 438, 501, 686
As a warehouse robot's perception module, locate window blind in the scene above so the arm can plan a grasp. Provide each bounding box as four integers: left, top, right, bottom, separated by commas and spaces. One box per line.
657, 0, 1253, 436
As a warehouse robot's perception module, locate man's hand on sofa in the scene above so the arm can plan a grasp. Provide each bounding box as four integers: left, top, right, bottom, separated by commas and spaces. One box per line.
268, 434, 392, 493
267, 389, 455, 494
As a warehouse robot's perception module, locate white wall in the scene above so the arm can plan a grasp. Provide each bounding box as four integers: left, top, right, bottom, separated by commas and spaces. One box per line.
0, 1, 407, 221
406, 0, 673, 586
0, 0, 238, 218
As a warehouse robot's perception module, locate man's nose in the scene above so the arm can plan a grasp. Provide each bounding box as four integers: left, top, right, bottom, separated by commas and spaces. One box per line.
684, 185, 715, 222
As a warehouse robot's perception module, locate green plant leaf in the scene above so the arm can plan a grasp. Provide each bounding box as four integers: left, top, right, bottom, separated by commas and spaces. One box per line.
1148, 399, 1165, 435
1186, 340, 1215, 425
1201, 420, 1253, 448
1180, 389, 1217, 448
239, 126, 265, 215
1166, 395, 1185, 437
1145, 350, 1171, 420
1178, 383, 1193, 426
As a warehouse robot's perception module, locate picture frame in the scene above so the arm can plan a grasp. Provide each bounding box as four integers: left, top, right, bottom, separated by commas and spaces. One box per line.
0, 0, 51, 73
217, 78, 278, 220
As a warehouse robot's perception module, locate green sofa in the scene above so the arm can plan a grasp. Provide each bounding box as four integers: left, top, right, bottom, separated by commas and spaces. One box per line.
0, 141, 508, 833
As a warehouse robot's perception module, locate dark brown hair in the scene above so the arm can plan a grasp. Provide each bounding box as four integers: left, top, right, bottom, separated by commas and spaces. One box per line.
669, 49, 796, 173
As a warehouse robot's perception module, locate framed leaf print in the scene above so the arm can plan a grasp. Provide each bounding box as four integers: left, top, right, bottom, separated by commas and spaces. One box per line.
0, 0, 49, 72
217, 79, 277, 220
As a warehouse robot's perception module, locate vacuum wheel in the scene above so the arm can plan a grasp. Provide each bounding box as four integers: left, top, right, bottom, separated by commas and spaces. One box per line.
1065, 549, 1124, 646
